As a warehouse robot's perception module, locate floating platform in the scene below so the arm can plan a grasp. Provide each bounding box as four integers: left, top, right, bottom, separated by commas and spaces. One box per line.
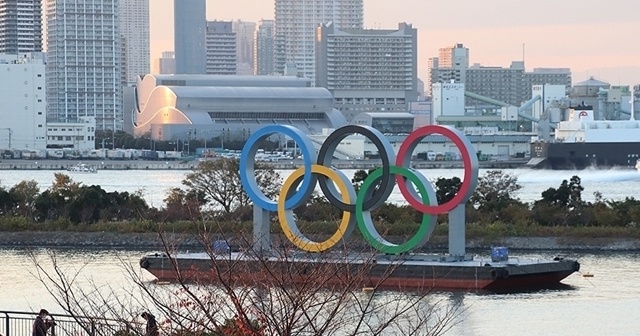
139, 251, 580, 292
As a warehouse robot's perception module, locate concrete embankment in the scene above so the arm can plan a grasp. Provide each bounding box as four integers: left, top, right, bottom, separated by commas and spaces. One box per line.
1, 231, 639, 252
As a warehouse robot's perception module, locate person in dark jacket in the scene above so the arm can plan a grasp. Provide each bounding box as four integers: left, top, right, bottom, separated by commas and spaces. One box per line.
141, 312, 159, 336
32, 309, 55, 336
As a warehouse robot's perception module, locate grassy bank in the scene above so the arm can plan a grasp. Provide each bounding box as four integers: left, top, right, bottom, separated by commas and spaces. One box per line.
2, 216, 640, 240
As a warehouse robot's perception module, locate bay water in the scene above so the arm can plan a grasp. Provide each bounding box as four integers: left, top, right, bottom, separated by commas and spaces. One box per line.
1, 249, 638, 336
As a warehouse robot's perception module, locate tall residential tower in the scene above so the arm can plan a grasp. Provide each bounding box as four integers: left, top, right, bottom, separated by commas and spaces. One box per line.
46, 0, 122, 130
174, 0, 206, 74
254, 19, 275, 75
119, 0, 150, 85
0, 0, 43, 54
205, 21, 236, 75
316, 22, 418, 121
275, 0, 363, 81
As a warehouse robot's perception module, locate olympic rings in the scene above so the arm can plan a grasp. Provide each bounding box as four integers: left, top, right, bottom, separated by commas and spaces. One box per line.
239, 124, 479, 254
356, 166, 438, 254
396, 125, 479, 214
279, 165, 356, 252
317, 125, 395, 212
240, 125, 317, 212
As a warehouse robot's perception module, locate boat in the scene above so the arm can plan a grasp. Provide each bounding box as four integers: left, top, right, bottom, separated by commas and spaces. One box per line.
139, 247, 580, 292
67, 163, 98, 173
530, 104, 640, 170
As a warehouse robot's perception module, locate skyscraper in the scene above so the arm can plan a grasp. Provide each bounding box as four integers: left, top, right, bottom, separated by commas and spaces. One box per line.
0, 0, 43, 54
119, 0, 150, 85
174, 0, 205, 74
275, 0, 363, 81
232, 20, 255, 75
205, 21, 236, 75
254, 19, 275, 75
46, 0, 122, 130
155, 51, 176, 74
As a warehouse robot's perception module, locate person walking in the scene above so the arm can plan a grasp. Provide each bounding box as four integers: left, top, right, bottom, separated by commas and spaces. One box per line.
32, 309, 55, 336
141, 312, 159, 336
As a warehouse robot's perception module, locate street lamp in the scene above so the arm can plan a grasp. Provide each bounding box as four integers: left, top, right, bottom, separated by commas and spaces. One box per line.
201, 129, 210, 151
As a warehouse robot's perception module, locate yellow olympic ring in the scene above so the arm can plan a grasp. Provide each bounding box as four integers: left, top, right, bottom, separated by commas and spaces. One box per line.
278, 164, 356, 252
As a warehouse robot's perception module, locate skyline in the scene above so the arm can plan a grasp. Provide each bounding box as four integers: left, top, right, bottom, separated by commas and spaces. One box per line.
149, 0, 640, 86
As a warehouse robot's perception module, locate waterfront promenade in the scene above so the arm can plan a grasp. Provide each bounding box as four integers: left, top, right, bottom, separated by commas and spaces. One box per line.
0, 158, 529, 171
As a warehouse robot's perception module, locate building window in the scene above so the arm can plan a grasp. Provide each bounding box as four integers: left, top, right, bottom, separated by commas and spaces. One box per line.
38, 125, 42, 127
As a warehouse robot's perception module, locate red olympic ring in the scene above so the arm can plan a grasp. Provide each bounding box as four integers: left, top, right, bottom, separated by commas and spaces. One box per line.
395, 125, 478, 214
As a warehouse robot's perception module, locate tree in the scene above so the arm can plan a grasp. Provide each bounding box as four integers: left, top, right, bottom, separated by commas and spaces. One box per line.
532, 175, 586, 226
537, 175, 584, 209
470, 170, 522, 212
30, 225, 460, 336
162, 187, 206, 221
434, 177, 462, 205
351, 169, 378, 192
182, 158, 282, 214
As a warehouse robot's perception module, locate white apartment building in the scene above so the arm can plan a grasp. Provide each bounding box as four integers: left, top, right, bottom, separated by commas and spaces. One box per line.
232, 20, 255, 75
0, 53, 46, 150
119, 0, 150, 86
46, 0, 122, 131
254, 19, 275, 75
275, 0, 363, 81
0, 0, 43, 54
316, 22, 418, 121
206, 21, 236, 75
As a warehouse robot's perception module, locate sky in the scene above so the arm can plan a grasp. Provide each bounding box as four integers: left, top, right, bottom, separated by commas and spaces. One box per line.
149, 0, 640, 86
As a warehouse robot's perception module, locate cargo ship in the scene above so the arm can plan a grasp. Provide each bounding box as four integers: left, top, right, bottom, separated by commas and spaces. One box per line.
529, 104, 640, 170
139, 248, 580, 292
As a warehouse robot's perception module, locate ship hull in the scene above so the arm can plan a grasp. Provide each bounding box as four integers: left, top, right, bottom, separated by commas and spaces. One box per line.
531, 141, 640, 170
139, 252, 580, 292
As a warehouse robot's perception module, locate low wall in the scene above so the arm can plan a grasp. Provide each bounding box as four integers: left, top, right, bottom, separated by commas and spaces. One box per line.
1, 231, 638, 252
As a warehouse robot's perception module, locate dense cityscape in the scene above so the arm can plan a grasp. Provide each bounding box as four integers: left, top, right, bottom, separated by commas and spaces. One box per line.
0, 0, 637, 170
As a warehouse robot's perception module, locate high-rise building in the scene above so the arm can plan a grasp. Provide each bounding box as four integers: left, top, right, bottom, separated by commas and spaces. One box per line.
316, 22, 418, 121
46, 0, 122, 130
438, 43, 469, 69
254, 19, 274, 75
0, 0, 43, 54
232, 20, 255, 75
275, 0, 363, 81
119, 0, 150, 85
429, 43, 571, 106
155, 51, 176, 74
205, 21, 236, 75
430, 43, 469, 88
174, 0, 205, 74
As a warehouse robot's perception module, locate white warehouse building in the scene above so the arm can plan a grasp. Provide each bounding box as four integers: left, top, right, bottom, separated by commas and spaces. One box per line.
0, 53, 47, 151
0, 53, 96, 155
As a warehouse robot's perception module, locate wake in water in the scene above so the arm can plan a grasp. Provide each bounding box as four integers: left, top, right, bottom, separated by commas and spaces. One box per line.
513, 168, 640, 184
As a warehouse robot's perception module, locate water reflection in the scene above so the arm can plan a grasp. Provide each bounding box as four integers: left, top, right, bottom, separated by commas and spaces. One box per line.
1, 249, 639, 336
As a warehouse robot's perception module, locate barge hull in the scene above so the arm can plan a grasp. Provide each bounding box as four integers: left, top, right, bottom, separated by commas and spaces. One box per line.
140, 254, 580, 292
